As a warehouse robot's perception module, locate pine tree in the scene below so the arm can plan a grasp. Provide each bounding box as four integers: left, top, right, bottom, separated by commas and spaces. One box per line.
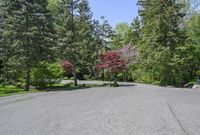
0, 0, 16, 86
129, 16, 141, 45
0, 1, 4, 77
56, 0, 80, 86
2, 0, 54, 90
99, 16, 113, 51
76, 0, 95, 78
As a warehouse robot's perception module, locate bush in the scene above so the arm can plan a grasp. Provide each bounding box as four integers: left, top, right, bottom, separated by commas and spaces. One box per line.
31, 62, 64, 88
15, 82, 24, 88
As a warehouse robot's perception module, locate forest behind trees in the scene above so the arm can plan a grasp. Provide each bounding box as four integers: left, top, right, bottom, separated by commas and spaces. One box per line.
0, 0, 200, 91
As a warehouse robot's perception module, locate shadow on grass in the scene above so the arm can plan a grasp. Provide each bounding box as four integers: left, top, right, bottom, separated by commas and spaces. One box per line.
40, 85, 93, 92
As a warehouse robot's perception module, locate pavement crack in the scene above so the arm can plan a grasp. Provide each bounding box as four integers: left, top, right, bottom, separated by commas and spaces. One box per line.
167, 102, 189, 135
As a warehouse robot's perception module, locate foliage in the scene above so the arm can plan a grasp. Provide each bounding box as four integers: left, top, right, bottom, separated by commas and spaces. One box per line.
96, 51, 127, 73
135, 0, 188, 86
31, 63, 64, 88
55, 0, 105, 86
112, 23, 130, 49
96, 51, 127, 85
111, 17, 141, 50
1, 0, 55, 90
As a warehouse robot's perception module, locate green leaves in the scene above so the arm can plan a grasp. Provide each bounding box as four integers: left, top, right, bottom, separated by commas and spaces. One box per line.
134, 0, 192, 86
0, 0, 55, 90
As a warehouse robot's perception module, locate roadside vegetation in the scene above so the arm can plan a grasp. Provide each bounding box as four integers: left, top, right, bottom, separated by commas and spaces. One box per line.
0, 83, 97, 97
0, 85, 38, 97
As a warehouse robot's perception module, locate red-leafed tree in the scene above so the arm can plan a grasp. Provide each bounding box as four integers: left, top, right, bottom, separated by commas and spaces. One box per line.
96, 51, 127, 85
61, 60, 74, 74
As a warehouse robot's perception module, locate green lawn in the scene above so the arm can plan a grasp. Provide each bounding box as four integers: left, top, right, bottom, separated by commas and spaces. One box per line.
0, 84, 95, 97
0, 85, 39, 97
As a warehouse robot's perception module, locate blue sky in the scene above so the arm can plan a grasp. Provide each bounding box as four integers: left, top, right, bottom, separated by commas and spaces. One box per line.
88, 0, 138, 28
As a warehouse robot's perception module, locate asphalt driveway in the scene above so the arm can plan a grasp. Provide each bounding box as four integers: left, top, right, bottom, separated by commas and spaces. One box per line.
0, 83, 200, 135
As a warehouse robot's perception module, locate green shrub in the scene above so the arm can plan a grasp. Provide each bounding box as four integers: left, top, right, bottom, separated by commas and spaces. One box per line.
15, 82, 24, 88
31, 62, 64, 88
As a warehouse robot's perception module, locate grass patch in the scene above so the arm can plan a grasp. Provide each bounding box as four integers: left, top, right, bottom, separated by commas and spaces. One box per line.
0, 83, 99, 97
0, 85, 39, 97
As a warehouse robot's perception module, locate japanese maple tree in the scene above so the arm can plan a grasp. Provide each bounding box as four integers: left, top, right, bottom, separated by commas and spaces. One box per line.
96, 51, 127, 85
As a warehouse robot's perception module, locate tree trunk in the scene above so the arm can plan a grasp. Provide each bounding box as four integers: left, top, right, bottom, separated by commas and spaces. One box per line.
114, 73, 118, 87
114, 77, 118, 86
25, 68, 30, 91
109, 70, 112, 86
102, 69, 105, 81
73, 66, 78, 86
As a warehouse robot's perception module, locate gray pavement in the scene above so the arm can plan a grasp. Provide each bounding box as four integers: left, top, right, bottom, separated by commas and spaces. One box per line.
0, 83, 200, 135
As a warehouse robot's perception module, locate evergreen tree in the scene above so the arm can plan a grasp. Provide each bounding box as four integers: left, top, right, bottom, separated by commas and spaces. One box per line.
2, 0, 54, 90
99, 16, 113, 51
129, 17, 141, 45
0, 1, 4, 80
184, 13, 200, 78
136, 0, 187, 85
0, 0, 16, 86
56, 0, 80, 86
76, 0, 95, 78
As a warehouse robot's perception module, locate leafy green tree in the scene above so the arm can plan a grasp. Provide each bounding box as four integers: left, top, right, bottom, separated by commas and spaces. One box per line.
186, 13, 200, 45
112, 22, 130, 49
111, 17, 141, 50
136, 0, 187, 85
31, 62, 64, 88
184, 13, 200, 78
